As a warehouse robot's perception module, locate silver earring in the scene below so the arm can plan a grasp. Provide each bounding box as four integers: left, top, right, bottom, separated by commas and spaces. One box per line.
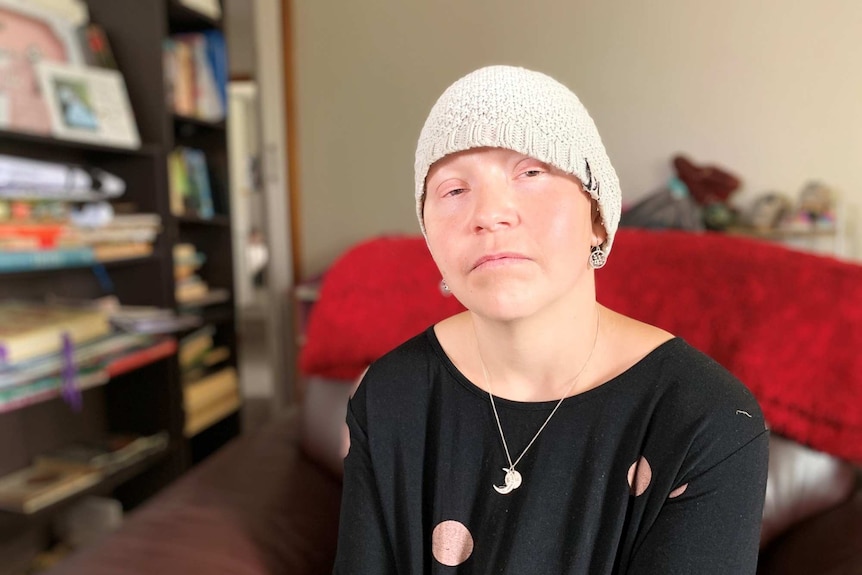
439, 279, 451, 295
589, 246, 607, 269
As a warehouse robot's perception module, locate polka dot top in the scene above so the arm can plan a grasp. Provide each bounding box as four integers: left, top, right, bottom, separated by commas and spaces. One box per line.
334, 329, 769, 574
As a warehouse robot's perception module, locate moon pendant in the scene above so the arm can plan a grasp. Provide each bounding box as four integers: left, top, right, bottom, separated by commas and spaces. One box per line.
493, 468, 523, 494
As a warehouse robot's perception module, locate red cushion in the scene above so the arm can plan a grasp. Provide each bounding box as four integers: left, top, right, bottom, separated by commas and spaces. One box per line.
299, 236, 464, 380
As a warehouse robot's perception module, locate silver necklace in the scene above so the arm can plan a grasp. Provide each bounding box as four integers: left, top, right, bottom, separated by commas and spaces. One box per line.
478, 310, 600, 495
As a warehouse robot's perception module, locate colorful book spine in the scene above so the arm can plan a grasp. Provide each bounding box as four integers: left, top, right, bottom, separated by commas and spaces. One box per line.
0, 338, 177, 414
105, 338, 177, 378
0, 248, 95, 272
0, 371, 106, 414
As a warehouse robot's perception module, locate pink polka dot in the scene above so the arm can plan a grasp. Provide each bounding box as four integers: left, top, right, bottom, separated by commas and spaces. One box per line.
432, 520, 474, 566
627, 456, 652, 496
668, 483, 688, 498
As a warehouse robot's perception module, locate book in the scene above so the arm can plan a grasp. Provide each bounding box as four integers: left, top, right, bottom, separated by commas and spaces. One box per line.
202, 30, 227, 114
164, 31, 226, 121
92, 242, 153, 261
184, 389, 240, 437
104, 338, 177, 378
167, 148, 214, 218
183, 366, 238, 414
202, 346, 230, 367
178, 325, 215, 369
0, 223, 66, 249
36, 431, 169, 474
0, 332, 150, 389
64, 227, 160, 245
108, 213, 162, 228
0, 461, 102, 514
0, 247, 95, 272
177, 287, 230, 308
182, 148, 215, 218
110, 307, 201, 335
169, 39, 196, 116
162, 38, 178, 110
189, 33, 221, 121
0, 369, 106, 414
0, 338, 175, 414
0, 303, 111, 365
0, 153, 125, 202
167, 149, 190, 216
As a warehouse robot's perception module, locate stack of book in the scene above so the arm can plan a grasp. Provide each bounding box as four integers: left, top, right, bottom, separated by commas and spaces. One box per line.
0, 302, 177, 413
0, 431, 168, 514
0, 209, 162, 272
179, 326, 238, 437
62, 213, 162, 261
110, 305, 201, 335
37, 431, 169, 475
167, 147, 214, 218
163, 30, 227, 122
0, 153, 161, 271
0, 461, 101, 515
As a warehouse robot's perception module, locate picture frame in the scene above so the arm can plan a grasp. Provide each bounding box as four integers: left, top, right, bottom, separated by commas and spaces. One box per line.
0, 0, 85, 134
36, 60, 140, 149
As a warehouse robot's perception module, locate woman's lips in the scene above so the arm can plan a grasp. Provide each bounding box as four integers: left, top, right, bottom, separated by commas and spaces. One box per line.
471, 253, 530, 271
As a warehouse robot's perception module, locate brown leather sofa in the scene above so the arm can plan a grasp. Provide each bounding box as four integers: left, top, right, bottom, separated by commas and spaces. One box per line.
46, 376, 862, 575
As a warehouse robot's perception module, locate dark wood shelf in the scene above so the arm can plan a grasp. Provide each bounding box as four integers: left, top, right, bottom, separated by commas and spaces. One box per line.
182, 304, 235, 328
188, 409, 240, 464
173, 114, 226, 131
0, 1, 239, 564
168, 0, 222, 32
177, 214, 231, 227
0, 129, 159, 157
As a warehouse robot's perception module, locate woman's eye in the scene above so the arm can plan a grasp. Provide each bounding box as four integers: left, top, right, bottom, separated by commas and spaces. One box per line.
523, 169, 544, 177
445, 188, 466, 197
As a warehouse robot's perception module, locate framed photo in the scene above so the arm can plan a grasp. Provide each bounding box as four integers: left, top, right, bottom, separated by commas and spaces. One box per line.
0, 1, 85, 134
37, 60, 140, 149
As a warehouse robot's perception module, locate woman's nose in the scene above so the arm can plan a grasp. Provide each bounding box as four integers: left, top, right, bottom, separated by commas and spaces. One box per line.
470, 183, 518, 233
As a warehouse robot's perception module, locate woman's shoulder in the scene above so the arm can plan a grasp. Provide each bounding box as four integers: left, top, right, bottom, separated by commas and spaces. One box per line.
607, 310, 766, 438
354, 327, 441, 408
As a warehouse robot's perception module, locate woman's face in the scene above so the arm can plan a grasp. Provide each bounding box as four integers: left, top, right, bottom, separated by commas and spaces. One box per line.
423, 147, 604, 322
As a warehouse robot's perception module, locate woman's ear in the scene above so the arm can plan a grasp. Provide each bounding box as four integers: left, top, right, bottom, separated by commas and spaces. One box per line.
590, 200, 606, 246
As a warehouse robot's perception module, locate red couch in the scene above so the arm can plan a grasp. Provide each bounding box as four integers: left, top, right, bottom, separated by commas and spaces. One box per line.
48, 229, 861, 574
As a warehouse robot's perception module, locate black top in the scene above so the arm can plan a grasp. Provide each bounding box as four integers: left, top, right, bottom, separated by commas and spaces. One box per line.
334, 328, 769, 574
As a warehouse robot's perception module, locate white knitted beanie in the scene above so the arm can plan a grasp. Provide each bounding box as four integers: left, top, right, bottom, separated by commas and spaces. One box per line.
415, 65, 621, 255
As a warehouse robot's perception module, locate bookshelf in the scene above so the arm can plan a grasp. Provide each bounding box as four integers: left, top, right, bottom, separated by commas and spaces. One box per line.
0, 0, 239, 567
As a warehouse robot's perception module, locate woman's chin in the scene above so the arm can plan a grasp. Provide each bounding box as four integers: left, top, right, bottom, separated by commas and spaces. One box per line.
461, 294, 542, 324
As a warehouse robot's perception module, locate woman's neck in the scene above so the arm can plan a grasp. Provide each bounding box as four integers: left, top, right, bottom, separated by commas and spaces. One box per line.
470, 299, 604, 403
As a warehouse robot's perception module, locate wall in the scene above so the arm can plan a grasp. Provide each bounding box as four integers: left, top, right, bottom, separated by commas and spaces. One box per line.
225, 0, 255, 77
293, 0, 862, 277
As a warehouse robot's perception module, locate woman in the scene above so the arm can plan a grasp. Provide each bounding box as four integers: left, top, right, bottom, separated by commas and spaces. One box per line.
334, 65, 768, 574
